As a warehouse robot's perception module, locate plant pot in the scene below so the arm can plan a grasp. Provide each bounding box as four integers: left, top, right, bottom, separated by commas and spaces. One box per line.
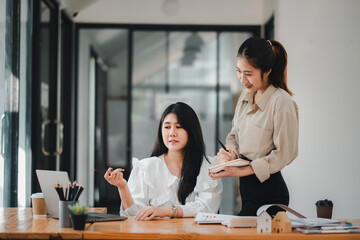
69, 213, 88, 230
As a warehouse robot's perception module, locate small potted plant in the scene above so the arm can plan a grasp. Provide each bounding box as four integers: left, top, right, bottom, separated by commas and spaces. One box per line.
68, 202, 88, 230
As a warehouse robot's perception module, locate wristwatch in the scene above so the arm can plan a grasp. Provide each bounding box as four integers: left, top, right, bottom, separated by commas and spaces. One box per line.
170, 205, 177, 218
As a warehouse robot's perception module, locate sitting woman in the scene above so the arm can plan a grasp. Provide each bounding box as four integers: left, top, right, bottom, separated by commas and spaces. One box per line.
104, 102, 223, 220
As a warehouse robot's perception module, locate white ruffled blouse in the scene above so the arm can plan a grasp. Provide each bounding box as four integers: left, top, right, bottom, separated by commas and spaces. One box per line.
120, 155, 223, 217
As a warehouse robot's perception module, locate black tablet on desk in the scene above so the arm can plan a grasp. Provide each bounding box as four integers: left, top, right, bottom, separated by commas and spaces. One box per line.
86, 212, 127, 223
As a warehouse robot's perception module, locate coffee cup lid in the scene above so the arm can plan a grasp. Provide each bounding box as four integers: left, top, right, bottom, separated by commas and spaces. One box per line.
31, 192, 44, 198
316, 199, 333, 206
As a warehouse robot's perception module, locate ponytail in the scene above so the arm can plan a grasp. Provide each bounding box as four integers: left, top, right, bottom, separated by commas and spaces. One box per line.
268, 40, 292, 96
238, 37, 293, 96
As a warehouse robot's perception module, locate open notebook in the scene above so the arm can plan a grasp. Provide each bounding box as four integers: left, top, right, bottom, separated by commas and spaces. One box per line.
208, 158, 251, 173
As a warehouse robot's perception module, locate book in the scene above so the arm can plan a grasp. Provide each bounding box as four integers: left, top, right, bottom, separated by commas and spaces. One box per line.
296, 227, 360, 234
194, 212, 257, 228
222, 216, 257, 228
208, 159, 250, 173
194, 213, 234, 224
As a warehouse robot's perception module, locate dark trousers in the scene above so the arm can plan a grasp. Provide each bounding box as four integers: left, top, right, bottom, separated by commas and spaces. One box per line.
238, 171, 289, 216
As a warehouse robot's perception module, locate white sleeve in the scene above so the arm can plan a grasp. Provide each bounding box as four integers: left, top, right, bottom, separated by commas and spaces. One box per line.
180, 157, 223, 217
120, 158, 150, 216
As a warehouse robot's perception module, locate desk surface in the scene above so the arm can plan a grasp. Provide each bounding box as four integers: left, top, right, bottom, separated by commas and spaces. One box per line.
1, 208, 359, 240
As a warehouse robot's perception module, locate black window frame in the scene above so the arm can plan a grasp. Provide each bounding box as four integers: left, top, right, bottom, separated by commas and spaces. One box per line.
3, 0, 21, 207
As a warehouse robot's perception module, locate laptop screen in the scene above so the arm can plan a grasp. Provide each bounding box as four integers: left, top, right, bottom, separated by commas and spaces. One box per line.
36, 170, 70, 219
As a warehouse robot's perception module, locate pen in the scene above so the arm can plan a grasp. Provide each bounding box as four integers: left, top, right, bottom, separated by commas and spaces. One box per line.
218, 140, 229, 152
218, 140, 252, 161
91, 168, 125, 172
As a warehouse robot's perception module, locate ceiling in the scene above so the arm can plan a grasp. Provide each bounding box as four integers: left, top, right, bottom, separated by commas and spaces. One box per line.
60, 0, 270, 25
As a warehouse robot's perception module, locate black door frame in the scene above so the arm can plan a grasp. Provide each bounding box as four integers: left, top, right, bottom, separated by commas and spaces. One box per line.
3, 0, 20, 207
31, 0, 76, 194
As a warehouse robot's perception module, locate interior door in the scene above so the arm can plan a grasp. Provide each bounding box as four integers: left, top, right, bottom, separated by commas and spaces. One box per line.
31, 0, 60, 193
93, 52, 109, 208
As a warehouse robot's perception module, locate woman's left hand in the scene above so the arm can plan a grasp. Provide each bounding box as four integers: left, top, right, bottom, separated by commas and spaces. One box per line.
135, 206, 170, 221
208, 165, 254, 180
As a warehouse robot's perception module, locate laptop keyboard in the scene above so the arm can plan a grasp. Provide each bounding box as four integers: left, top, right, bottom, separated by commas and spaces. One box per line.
86, 212, 127, 223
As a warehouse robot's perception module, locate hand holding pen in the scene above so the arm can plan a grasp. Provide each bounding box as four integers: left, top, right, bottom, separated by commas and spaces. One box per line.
217, 140, 236, 163
218, 140, 251, 162
104, 167, 127, 189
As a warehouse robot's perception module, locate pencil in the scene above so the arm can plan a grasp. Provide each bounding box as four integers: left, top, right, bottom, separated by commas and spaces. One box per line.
218, 140, 229, 152
91, 168, 124, 172
54, 184, 65, 200
218, 139, 251, 161
74, 185, 85, 201
73, 181, 79, 199
64, 186, 68, 201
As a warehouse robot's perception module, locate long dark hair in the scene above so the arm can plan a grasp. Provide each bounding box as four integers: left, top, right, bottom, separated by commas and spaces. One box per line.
150, 102, 208, 204
237, 36, 292, 96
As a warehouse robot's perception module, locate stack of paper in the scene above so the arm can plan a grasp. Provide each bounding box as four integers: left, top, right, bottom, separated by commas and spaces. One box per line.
194, 213, 234, 224
194, 213, 257, 228
293, 218, 360, 234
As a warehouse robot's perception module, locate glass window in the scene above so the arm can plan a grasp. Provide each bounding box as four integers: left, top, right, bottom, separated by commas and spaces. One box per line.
0, 0, 6, 207
167, 31, 217, 154
132, 31, 167, 159
0, 0, 33, 208
0, 0, 26, 207
1, 0, 19, 207
78, 28, 129, 212
168, 32, 216, 87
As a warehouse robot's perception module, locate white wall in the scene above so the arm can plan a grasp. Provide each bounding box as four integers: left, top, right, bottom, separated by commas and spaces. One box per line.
263, 0, 276, 23
74, 0, 264, 25
276, 0, 360, 218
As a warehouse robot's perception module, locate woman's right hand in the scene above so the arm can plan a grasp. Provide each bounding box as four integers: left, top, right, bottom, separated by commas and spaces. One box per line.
217, 145, 236, 163
104, 168, 127, 189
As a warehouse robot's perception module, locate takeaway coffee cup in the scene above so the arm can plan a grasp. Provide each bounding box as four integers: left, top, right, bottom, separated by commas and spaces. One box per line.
31, 193, 47, 217
316, 199, 333, 219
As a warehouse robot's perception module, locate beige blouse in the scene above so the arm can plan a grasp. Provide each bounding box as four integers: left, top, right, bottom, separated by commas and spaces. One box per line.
226, 84, 299, 183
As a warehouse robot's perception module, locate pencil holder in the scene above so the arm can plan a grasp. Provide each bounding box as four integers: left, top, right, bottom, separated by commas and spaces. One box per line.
59, 200, 78, 227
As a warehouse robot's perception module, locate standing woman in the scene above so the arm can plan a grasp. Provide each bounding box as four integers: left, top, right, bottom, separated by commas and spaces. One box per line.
209, 37, 298, 216
105, 102, 222, 220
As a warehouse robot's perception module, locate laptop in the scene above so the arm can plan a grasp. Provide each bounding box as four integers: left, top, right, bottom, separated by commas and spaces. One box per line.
36, 170, 70, 218
36, 170, 127, 222
86, 212, 127, 223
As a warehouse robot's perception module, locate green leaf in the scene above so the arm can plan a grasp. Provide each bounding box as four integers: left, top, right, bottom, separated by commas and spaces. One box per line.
68, 202, 87, 215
